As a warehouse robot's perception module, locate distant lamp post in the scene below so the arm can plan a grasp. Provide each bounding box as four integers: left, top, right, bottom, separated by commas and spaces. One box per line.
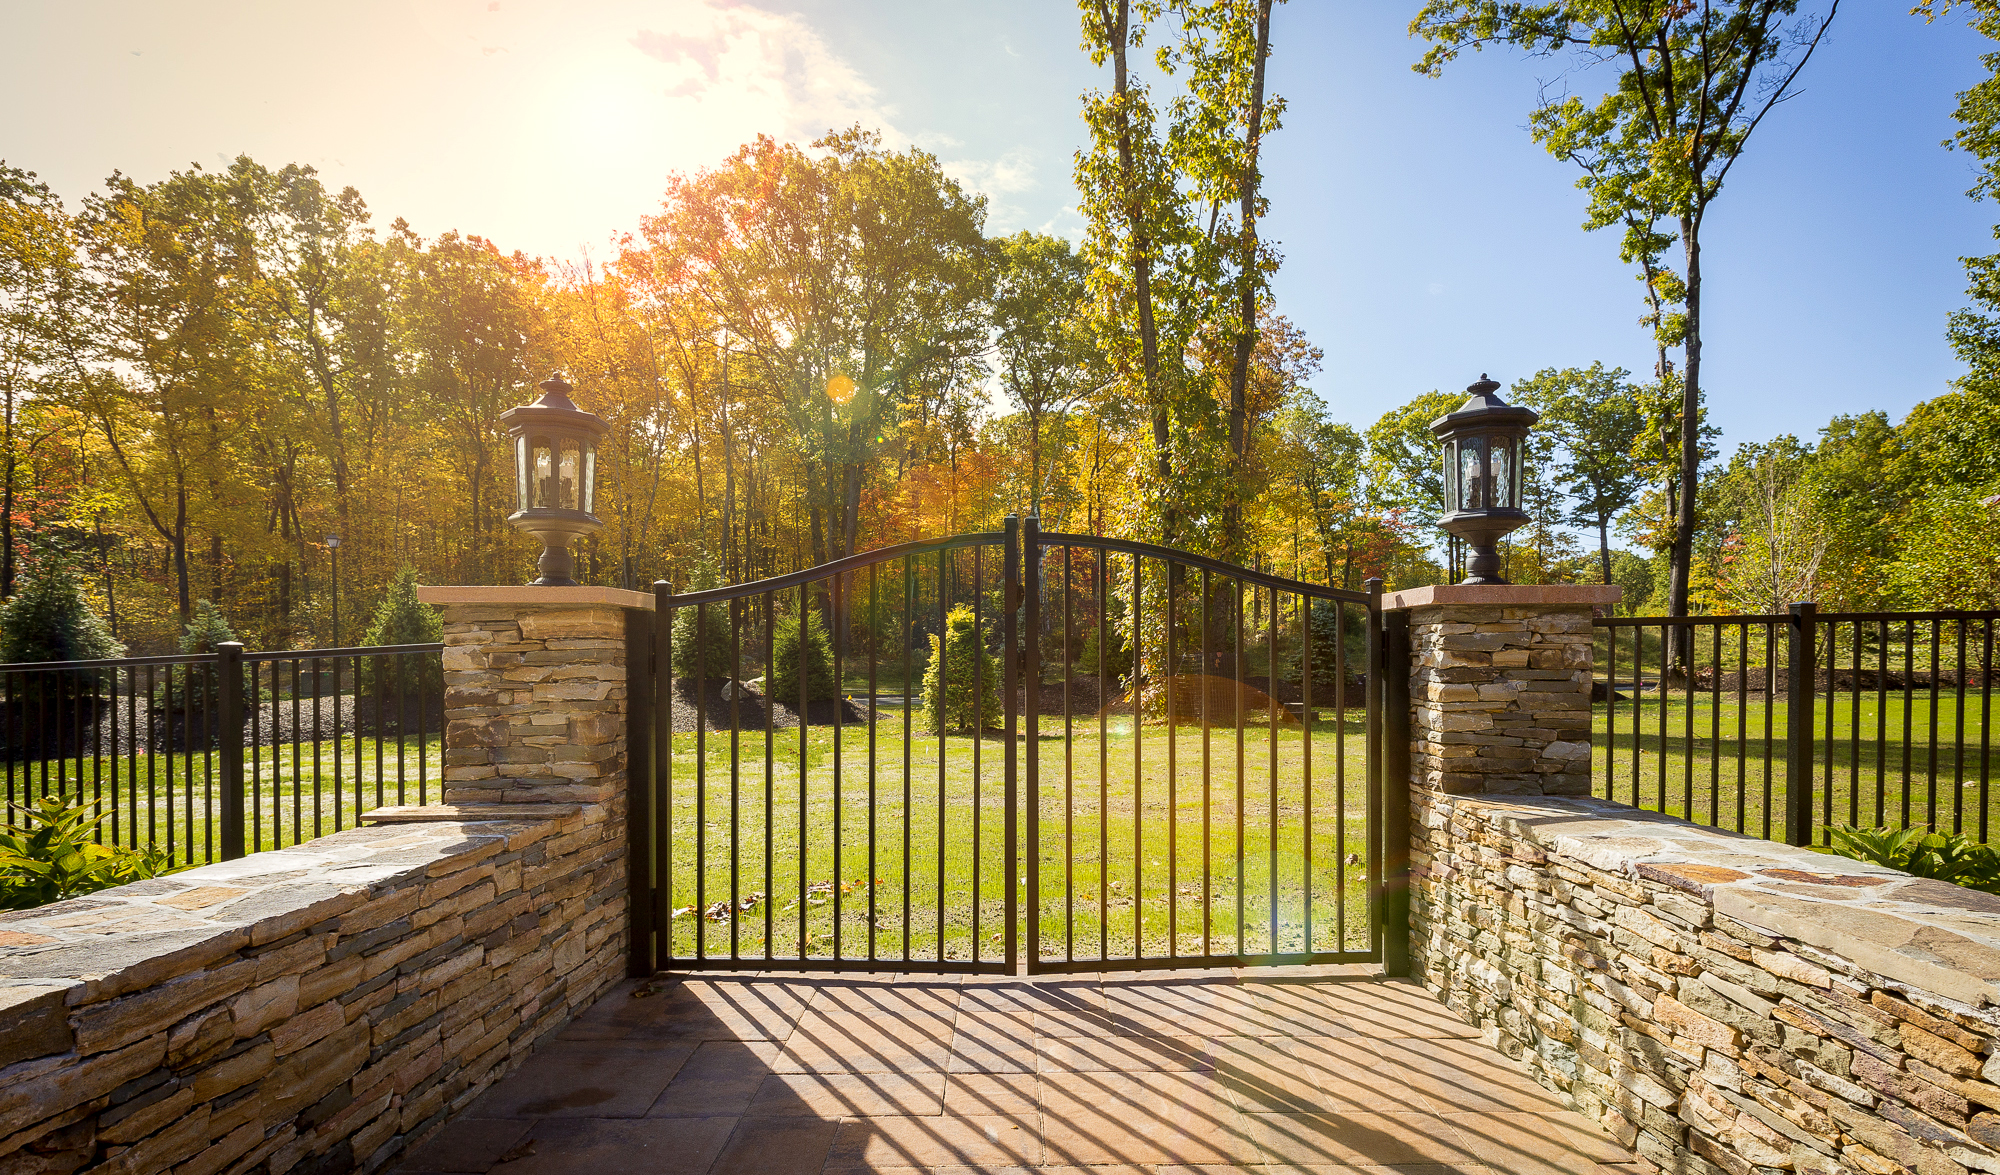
1432, 374, 1538, 586
325, 534, 341, 647
501, 373, 608, 587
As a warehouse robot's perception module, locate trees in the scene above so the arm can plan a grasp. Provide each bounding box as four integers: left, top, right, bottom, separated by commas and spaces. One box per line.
0, 167, 86, 601
993, 233, 1099, 519
1923, 1, 2000, 405
1167, 0, 1285, 558
636, 130, 990, 568
1511, 364, 1647, 585
1078, 0, 1206, 547
1412, 0, 1839, 631
78, 165, 257, 623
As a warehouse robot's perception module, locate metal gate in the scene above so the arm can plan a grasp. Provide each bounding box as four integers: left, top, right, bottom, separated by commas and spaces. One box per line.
626, 517, 1388, 975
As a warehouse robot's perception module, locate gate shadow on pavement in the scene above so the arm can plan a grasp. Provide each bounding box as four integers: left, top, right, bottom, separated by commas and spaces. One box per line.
393, 970, 1639, 1175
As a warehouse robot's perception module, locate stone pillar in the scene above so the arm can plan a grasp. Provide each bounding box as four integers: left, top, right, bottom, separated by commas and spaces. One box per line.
415, 586, 654, 809
1384, 584, 1619, 797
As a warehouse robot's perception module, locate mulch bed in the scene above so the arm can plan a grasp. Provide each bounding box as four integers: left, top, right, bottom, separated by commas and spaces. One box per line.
0, 694, 443, 759
666, 678, 873, 734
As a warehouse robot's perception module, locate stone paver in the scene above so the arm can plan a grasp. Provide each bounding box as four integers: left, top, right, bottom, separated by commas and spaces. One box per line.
394, 970, 1639, 1175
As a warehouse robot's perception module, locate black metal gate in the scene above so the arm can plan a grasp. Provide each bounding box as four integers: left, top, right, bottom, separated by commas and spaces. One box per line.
626, 517, 1388, 975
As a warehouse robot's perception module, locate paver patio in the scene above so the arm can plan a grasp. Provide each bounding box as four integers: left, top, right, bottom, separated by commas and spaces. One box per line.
394, 969, 1640, 1175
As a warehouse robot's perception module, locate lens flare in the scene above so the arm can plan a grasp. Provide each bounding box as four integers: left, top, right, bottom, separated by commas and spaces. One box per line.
826, 374, 855, 403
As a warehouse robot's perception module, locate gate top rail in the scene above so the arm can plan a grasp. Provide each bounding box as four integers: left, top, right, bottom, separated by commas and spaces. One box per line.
1597, 609, 2000, 628
0, 642, 443, 673
1033, 530, 1373, 604
662, 530, 1007, 606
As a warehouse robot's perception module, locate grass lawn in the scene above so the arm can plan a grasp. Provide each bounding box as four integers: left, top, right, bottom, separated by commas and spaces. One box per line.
1593, 689, 2000, 845
3, 735, 444, 868
658, 712, 1376, 968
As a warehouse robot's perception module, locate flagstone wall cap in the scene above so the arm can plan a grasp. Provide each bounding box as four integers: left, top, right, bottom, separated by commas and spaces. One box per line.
1442, 793, 2000, 1007
363, 803, 584, 823
417, 584, 655, 610
1383, 583, 1622, 610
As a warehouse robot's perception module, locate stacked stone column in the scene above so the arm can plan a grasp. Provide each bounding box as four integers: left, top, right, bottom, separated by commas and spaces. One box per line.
416, 586, 652, 808
1386, 584, 1618, 797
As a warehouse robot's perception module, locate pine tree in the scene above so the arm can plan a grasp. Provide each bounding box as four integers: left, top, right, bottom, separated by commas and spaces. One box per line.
769, 609, 837, 704
157, 599, 237, 713
922, 604, 1002, 733
672, 556, 733, 681
360, 567, 443, 703
0, 562, 123, 700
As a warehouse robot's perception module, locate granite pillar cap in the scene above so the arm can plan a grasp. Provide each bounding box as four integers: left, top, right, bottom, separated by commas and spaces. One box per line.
1382, 583, 1621, 611
417, 584, 655, 610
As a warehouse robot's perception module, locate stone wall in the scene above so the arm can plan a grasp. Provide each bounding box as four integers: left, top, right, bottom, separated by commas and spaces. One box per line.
1388, 585, 1611, 797
1414, 791, 2000, 1175
423, 590, 644, 808
0, 808, 625, 1175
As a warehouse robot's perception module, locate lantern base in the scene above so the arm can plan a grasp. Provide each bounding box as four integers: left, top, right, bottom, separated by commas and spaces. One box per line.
529, 540, 580, 588
1461, 542, 1509, 586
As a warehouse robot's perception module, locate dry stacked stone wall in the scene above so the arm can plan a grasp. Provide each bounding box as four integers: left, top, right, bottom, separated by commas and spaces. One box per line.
1404, 601, 1595, 796
438, 603, 629, 806
1414, 793, 2000, 1175
0, 810, 626, 1175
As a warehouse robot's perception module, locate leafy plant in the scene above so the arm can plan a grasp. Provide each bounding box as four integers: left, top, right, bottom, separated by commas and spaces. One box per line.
923, 604, 1002, 733
1828, 825, 2000, 895
0, 793, 176, 910
769, 609, 837, 704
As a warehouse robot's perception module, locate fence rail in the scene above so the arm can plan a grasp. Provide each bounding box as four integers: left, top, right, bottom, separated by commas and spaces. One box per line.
1592, 607, 2000, 848
0, 640, 444, 864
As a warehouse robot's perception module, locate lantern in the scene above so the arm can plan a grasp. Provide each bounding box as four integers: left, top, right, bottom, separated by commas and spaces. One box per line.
1431, 374, 1538, 586
500, 373, 608, 587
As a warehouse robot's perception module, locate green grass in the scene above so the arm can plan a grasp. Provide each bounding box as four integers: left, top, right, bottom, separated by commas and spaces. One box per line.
659, 713, 1374, 967
1593, 689, 2000, 844
2, 735, 444, 868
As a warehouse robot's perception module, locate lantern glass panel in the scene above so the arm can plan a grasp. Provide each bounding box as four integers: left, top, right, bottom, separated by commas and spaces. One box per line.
1459, 435, 1485, 510
1492, 436, 1512, 511
531, 437, 554, 509
514, 435, 530, 512
1442, 441, 1456, 512
582, 446, 597, 515
1511, 440, 1525, 509
558, 439, 580, 511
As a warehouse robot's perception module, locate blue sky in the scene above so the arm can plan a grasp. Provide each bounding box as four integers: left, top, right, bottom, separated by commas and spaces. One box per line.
3, 0, 1993, 456
790, 1, 2000, 451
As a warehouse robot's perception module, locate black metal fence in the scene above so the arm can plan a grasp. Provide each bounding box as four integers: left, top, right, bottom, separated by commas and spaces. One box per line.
633, 516, 1387, 975
1593, 606, 2000, 847
0, 641, 444, 865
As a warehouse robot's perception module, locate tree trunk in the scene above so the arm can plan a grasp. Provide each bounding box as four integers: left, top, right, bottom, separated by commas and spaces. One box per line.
1224, 0, 1274, 562
173, 480, 191, 622
1106, 0, 1173, 544
1599, 518, 1612, 590
1668, 213, 1702, 665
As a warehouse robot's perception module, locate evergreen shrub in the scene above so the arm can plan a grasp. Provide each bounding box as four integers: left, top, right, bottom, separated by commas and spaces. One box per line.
359, 567, 444, 701
672, 557, 733, 680
922, 604, 1002, 733
770, 609, 837, 704
0, 563, 122, 699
